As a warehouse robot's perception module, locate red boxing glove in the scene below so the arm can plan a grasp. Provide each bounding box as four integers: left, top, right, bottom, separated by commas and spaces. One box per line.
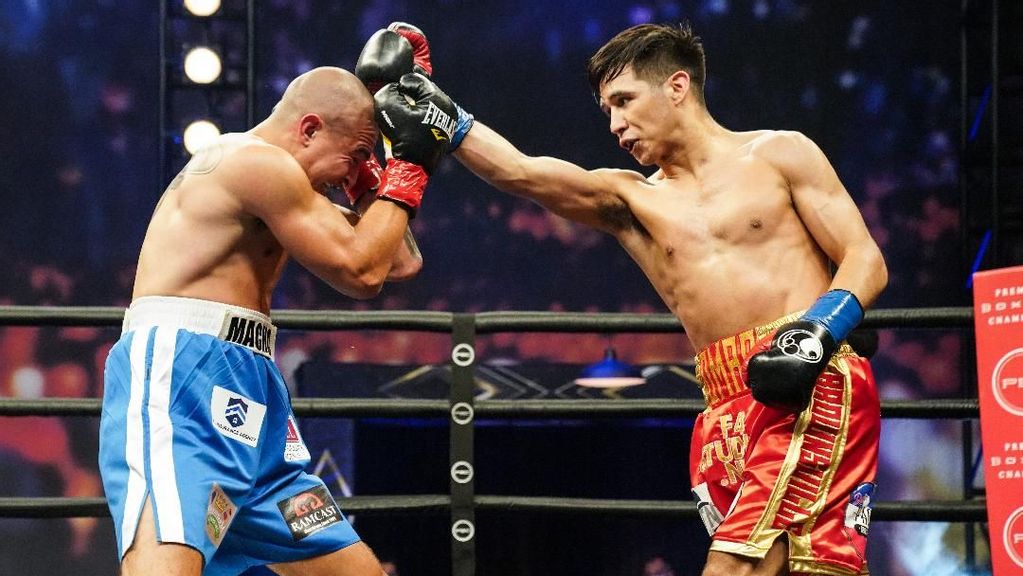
344, 155, 384, 207
376, 159, 429, 217
387, 22, 432, 77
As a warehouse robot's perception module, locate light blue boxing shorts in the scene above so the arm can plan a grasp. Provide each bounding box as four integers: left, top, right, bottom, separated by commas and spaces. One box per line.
99, 296, 360, 574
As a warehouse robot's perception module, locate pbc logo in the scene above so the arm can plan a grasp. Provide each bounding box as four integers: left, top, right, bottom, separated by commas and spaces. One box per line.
1006, 506, 1023, 568
224, 397, 249, 428
992, 349, 1023, 416
776, 329, 824, 363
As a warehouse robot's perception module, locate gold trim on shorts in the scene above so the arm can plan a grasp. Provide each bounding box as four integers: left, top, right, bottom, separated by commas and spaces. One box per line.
694, 311, 855, 408
707, 356, 860, 576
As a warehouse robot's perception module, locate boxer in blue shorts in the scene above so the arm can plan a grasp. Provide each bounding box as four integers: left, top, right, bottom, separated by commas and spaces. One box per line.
98, 61, 457, 574
101, 297, 361, 575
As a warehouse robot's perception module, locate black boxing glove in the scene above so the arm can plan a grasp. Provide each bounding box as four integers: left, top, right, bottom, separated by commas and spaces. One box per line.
747, 290, 864, 412
387, 22, 432, 77
374, 73, 458, 174
360, 24, 474, 153
355, 29, 414, 93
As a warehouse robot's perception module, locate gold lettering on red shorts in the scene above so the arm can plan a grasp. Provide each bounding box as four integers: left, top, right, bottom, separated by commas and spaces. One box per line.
773, 372, 845, 530
699, 411, 750, 485
698, 331, 758, 407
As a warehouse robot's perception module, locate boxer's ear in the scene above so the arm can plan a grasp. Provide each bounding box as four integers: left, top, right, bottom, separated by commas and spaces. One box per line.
300, 114, 325, 144
665, 70, 691, 106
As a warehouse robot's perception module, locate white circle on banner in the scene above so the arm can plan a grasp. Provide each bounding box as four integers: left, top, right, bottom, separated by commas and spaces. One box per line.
1005, 506, 1023, 567
451, 461, 474, 484
452, 519, 475, 542
452, 343, 475, 367
992, 348, 1023, 417
451, 402, 474, 425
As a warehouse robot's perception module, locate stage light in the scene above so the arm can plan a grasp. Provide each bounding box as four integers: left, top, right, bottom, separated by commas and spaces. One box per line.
184, 0, 221, 17
183, 119, 221, 154
574, 347, 646, 388
184, 46, 222, 84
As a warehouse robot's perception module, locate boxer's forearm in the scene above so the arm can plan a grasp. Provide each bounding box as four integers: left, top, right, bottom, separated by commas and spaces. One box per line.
452, 122, 632, 231
386, 225, 423, 281
828, 240, 888, 309
453, 121, 534, 193
335, 203, 421, 282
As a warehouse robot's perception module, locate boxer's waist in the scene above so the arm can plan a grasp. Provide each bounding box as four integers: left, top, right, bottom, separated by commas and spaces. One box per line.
694, 311, 854, 408
123, 296, 276, 359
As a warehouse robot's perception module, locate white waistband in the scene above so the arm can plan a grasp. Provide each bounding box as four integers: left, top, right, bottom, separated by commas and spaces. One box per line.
123, 296, 276, 359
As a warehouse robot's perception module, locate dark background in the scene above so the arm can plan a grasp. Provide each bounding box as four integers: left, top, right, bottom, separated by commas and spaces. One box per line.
0, 0, 993, 574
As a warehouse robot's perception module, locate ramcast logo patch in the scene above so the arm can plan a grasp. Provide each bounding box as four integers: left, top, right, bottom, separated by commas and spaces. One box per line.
277, 485, 342, 541
211, 385, 266, 447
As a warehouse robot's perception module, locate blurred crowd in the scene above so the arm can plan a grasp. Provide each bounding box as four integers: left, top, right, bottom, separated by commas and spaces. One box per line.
0, 0, 978, 574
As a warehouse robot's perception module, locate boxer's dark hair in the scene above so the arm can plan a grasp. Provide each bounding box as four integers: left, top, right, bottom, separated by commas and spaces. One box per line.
587, 22, 706, 105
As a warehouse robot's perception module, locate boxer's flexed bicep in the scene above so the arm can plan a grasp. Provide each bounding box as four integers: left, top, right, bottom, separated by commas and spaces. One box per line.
764, 131, 887, 307
453, 121, 645, 233
231, 144, 409, 299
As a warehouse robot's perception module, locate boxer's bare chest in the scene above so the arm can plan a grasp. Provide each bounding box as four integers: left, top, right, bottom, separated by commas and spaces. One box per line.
630, 155, 792, 260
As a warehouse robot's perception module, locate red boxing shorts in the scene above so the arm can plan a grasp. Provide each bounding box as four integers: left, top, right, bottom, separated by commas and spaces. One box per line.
691, 313, 880, 575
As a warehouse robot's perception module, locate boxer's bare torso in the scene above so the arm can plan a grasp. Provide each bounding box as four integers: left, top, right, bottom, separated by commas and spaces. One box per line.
132, 135, 289, 315
611, 130, 832, 350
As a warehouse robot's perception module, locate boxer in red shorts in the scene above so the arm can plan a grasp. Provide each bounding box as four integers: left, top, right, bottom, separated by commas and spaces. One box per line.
692, 313, 880, 575
373, 20, 889, 575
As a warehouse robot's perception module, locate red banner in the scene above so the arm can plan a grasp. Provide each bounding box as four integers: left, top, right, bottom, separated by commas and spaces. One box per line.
973, 265, 1023, 574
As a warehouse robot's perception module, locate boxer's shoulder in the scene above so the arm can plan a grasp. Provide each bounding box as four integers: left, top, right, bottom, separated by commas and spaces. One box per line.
209, 135, 307, 193
745, 130, 822, 168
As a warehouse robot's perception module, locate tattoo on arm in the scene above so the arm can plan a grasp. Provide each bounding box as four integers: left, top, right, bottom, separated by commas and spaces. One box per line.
186, 144, 224, 175
156, 143, 225, 213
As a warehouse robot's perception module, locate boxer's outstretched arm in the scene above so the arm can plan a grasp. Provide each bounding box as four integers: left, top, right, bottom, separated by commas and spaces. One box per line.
453, 121, 646, 233
761, 131, 888, 307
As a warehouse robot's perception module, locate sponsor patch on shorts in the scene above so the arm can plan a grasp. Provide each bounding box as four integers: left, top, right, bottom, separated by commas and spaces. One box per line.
284, 415, 311, 462
211, 385, 266, 447
205, 483, 236, 547
277, 485, 342, 541
692, 482, 725, 536
844, 481, 875, 536
218, 313, 276, 358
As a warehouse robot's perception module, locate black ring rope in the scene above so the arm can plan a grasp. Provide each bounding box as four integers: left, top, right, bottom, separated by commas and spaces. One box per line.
0, 306, 973, 331
0, 495, 985, 522
0, 397, 981, 420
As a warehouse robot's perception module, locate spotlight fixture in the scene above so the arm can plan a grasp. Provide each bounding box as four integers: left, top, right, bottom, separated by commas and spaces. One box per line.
183, 119, 221, 154
184, 46, 222, 84
183, 0, 221, 17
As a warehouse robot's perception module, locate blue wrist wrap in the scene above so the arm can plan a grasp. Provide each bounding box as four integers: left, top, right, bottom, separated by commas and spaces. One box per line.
802, 289, 864, 342
449, 103, 474, 151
